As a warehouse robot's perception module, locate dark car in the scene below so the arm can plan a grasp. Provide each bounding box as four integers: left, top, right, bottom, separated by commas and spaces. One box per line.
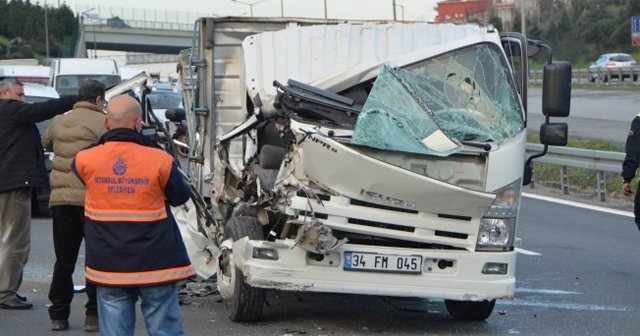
106, 16, 130, 28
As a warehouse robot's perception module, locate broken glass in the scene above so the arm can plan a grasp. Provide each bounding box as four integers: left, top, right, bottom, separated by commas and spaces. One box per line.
351, 43, 524, 156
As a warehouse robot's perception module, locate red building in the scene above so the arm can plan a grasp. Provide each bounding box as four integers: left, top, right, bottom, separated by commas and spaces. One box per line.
436, 0, 517, 29
436, 0, 491, 24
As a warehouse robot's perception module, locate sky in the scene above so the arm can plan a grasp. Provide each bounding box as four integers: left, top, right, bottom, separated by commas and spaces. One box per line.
53, 0, 439, 22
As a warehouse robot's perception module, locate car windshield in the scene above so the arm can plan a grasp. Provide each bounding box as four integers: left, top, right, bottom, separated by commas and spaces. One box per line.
610, 55, 634, 62
55, 75, 121, 96
351, 42, 524, 156
147, 91, 182, 109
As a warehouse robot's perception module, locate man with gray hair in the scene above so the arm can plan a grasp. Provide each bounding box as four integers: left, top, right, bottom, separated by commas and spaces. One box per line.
0, 78, 76, 310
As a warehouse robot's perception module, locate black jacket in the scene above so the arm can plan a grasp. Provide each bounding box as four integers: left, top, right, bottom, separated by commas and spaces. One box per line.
622, 115, 640, 182
0, 95, 76, 193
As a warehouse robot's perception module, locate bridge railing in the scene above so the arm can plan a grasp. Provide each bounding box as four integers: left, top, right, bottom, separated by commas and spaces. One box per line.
84, 20, 194, 31
75, 4, 206, 30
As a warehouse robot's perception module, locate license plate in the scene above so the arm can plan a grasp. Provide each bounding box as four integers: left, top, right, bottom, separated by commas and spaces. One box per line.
343, 251, 422, 274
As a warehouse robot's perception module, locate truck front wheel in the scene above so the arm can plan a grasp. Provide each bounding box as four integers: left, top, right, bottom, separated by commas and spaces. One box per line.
219, 216, 266, 322
444, 299, 496, 321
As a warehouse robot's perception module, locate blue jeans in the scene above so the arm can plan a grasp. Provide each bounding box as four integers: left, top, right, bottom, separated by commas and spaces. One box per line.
97, 283, 185, 336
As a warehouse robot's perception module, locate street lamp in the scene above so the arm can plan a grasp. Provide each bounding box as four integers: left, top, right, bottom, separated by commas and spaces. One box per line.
80, 7, 96, 58
231, 0, 268, 17
396, 4, 405, 21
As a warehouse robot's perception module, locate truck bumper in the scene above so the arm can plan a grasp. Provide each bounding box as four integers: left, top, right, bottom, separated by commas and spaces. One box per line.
231, 238, 515, 301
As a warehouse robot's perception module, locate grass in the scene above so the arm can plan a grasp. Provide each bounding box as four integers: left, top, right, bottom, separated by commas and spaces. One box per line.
527, 134, 628, 197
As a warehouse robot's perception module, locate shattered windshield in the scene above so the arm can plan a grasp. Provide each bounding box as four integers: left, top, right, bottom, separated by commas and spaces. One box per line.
351, 43, 524, 156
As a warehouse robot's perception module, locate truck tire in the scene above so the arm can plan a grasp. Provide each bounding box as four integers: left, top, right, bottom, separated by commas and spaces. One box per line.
220, 216, 266, 322
444, 299, 495, 321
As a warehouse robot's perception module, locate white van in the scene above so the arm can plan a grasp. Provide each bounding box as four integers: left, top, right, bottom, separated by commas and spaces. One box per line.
48, 58, 121, 96
0, 65, 50, 85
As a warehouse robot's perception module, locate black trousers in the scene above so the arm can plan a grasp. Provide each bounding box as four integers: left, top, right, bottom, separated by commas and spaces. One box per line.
48, 205, 97, 320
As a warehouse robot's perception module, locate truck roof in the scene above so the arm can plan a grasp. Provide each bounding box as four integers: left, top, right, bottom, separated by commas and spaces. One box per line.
243, 22, 494, 115
53, 58, 119, 76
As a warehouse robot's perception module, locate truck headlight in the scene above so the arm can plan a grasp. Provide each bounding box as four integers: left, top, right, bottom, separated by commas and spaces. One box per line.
476, 180, 520, 251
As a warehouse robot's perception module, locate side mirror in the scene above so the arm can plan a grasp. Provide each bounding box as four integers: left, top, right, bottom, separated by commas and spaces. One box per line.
540, 122, 568, 146
140, 125, 158, 142
542, 61, 571, 117
165, 108, 186, 122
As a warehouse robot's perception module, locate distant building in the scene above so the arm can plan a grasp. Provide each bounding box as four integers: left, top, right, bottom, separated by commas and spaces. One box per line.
436, 0, 535, 30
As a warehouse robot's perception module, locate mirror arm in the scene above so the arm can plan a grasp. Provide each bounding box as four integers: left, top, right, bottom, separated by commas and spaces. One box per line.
525, 144, 548, 171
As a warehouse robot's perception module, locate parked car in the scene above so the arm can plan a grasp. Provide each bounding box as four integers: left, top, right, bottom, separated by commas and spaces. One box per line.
26, 83, 60, 215
589, 53, 638, 82
146, 89, 183, 124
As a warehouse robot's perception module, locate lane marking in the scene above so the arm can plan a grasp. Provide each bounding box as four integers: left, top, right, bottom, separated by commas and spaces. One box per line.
498, 299, 627, 312
516, 288, 581, 295
515, 247, 542, 256
522, 192, 634, 218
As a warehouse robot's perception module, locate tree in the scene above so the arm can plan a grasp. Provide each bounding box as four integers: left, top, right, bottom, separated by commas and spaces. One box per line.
489, 16, 503, 32
4, 37, 34, 59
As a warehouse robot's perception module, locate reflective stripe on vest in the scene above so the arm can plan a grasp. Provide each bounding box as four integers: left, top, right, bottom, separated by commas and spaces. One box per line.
85, 265, 196, 286
84, 207, 167, 222
75, 141, 172, 222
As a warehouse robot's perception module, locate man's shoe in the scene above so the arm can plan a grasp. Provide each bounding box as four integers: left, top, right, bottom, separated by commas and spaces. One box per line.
15, 293, 27, 301
84, 315, 99, 332
51, 319, 69, 331
0, 297, 33, 310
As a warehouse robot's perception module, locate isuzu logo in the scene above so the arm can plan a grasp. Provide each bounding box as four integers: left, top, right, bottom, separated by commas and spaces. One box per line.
359, 188, 416, 208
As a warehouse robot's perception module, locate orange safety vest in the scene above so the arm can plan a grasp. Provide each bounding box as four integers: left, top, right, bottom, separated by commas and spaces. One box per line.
75, 138, 195, 286
76, 141, 171, 222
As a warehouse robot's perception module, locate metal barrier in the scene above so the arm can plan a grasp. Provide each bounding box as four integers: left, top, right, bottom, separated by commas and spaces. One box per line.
531, 68, 640, 85
526, 143, 625, 201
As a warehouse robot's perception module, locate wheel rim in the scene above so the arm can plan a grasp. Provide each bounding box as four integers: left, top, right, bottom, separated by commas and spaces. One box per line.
217, 245, 236, 299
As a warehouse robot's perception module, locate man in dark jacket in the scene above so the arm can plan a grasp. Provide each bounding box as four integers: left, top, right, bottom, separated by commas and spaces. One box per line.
73, 94, 195, 335
0, 78, 76, 310
622, 113, 640, 230
42, 80, 107, 331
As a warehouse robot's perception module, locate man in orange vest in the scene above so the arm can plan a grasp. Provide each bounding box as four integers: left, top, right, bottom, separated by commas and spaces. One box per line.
73, 94, 195, 335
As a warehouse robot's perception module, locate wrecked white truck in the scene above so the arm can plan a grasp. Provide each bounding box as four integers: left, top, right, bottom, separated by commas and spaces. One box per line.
171, 17, 571, 322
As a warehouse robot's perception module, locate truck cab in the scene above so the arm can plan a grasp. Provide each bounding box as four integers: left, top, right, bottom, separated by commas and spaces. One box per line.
174, 18, 570, 322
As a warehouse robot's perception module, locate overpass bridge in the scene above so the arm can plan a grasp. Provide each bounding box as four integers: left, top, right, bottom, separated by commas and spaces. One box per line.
74, 19, 195, 61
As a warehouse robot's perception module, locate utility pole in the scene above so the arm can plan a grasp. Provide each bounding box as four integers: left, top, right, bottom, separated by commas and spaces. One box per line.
44, 0, 49, 57
393, 0, 397, 21
521, 0, 526, 36
324, 0, 327, 19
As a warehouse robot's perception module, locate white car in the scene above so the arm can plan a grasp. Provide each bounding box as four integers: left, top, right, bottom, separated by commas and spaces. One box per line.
589, 53, 638, 82
25, 83, 60, 215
